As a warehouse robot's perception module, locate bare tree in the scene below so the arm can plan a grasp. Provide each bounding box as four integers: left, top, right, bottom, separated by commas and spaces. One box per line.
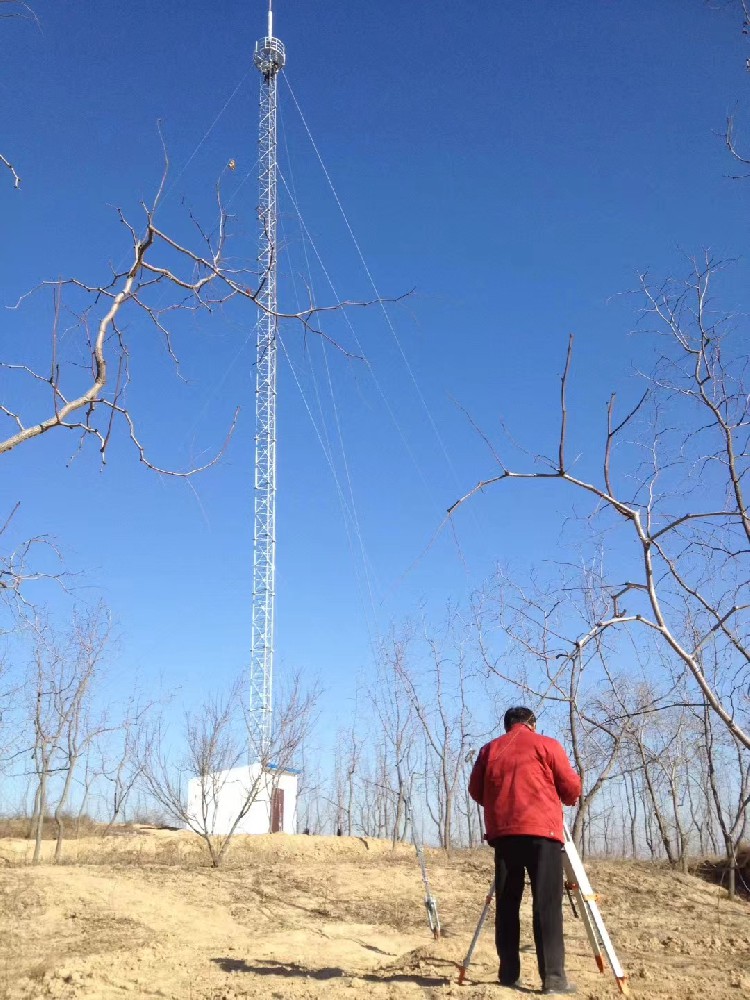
100, 689, 157, 832
330, 720, 363, 836
700, 696, 750, 898
1, 8, 398, 583
451, 258, 750, 750
625, 707, 686, 868
473, 571, 638, 852
393, 611, 476, 850
27, 604, 112, 862
0, 503, 66, 612
295, 750, 326, 834
567, 666, 629, 853
369, 630, 419, 846
1, 149, 389, 471
143, 672, 318, 867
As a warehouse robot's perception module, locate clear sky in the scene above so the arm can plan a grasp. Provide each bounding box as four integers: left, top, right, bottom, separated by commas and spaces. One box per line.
3, 1, 750, 740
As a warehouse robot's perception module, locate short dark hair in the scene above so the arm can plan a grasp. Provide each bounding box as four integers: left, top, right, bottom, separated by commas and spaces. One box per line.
504, 706, 536, 732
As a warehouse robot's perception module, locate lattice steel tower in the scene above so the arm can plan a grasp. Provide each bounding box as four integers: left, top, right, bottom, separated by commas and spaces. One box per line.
250, 0, 285, 750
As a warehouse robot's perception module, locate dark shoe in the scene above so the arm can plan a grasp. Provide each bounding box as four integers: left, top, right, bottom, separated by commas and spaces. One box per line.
497, 967, 522, 988
542, 980, 577, 995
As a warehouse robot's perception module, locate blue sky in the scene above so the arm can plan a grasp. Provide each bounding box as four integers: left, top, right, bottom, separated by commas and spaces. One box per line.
3, 1, 750, 740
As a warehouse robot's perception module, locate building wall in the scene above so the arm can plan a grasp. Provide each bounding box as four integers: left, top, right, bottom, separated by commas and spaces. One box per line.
186, 765, 298, 836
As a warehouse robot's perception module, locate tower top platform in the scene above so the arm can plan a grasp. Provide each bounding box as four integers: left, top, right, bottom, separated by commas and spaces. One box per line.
254, 35, 285, 75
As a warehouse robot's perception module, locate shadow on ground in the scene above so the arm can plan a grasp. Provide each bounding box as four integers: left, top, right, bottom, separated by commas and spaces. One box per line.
211, 956, 450, 987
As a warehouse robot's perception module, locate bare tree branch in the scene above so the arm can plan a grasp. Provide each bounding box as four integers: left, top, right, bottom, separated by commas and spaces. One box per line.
0, 153, 20, 190
2, 155, 407, 477
451, 260, 750, 751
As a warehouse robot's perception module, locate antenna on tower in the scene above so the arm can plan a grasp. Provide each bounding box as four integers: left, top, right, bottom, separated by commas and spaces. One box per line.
250, 4, 285, 753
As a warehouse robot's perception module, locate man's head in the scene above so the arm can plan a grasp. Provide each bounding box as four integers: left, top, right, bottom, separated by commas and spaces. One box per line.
504, 706, 537, 732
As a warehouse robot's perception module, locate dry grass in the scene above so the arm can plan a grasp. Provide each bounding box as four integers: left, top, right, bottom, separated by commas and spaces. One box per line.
0, 814, 115, 840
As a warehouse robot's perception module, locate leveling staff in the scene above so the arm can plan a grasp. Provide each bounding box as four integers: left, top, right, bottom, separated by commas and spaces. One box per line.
469, 707, 582, 996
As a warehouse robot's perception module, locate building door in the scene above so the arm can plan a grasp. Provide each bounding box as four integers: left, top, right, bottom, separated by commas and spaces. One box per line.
271, 787, 285, 833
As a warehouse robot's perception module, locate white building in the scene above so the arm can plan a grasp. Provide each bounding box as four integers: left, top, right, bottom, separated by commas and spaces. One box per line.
186, 763, 298, 836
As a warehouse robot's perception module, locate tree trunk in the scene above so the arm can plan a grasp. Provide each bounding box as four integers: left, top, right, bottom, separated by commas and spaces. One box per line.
391, 783, 405, 849
666, 765, 689, 873
626, 773, 638, 858
443, 788, 453, 851
639, 750, 675, 864
54, 760, 78, 862
28, 781, 42, 841
572, 793, 587, 851
33, 772, 47, 864
725, 838, 736, 901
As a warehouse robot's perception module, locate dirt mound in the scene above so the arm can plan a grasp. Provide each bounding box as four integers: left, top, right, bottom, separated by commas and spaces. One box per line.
0, 830, 421, 868
0, 831, 748, 999
694, 843, 750, 899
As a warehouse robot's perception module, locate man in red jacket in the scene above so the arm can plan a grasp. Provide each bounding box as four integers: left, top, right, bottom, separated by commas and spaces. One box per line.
469, 706, 582, 995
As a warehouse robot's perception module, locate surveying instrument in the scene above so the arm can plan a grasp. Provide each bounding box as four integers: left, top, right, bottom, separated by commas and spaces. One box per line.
458, 825, 629, 995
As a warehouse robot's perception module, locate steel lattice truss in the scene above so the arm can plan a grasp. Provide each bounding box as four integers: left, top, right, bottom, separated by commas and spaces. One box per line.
250, 23, 285, 752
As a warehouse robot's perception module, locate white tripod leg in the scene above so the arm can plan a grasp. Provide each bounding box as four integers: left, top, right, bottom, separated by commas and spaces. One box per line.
415, 842, 441, 940
458, 878, 495, 985
563, 828, 630, 996
562, 848, 605, 970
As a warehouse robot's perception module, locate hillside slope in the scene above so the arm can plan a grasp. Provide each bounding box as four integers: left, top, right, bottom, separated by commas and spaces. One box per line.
1, 832, 748, 1000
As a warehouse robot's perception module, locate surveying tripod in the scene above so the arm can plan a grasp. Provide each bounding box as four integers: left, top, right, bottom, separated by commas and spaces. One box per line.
404, 793, 441, 940
458, 826, 629, 995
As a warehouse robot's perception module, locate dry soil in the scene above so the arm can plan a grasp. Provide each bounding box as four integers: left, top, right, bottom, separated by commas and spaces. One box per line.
1, 830, 748, 1000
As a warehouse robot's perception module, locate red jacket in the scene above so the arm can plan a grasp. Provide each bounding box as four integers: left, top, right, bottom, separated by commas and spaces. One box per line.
469, 724, 581, 843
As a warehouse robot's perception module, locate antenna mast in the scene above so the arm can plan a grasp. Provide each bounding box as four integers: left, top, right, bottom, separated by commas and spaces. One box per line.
251, 1, 285, 751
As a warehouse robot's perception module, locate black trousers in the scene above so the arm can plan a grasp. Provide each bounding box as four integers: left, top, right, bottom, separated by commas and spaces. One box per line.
491, 835, 566, 985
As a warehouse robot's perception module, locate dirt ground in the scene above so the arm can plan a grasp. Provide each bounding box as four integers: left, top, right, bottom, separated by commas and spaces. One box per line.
1, 830, 748, 1000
